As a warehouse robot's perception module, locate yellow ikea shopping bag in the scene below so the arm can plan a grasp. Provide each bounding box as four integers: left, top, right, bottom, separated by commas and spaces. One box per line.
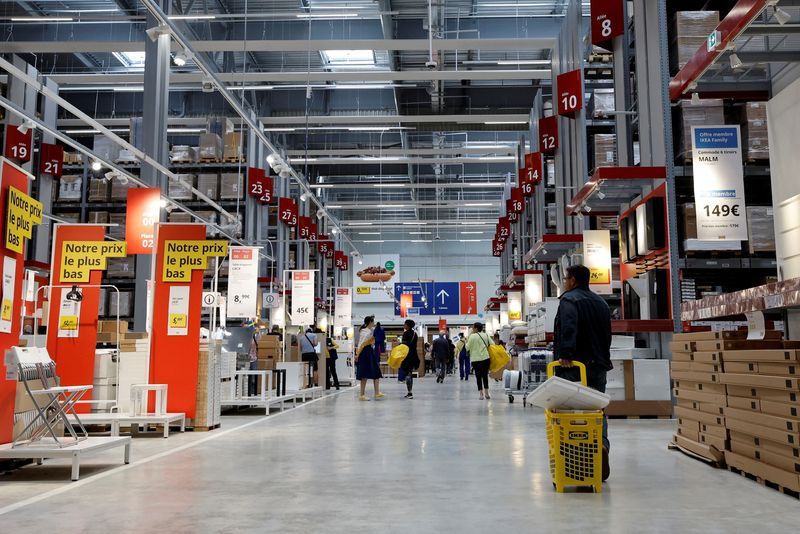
388, 344, 409, 369
488, 345, 511, 373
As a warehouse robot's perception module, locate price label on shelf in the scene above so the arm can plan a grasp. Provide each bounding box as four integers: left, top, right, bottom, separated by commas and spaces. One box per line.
39, 143, 64, 177
556, 69, 583, 117
4, 126, 32, 163
590, 0, 624, 46
539, 116, 558, 154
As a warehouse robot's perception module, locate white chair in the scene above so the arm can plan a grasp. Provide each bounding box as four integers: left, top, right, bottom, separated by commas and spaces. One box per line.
11, 347, 93, 448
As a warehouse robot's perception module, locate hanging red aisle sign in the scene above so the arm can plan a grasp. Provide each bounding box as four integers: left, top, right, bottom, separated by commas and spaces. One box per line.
438, 318, 447, 331
4, 126, 32, 163
324, 243, 335, 259
591, 0, 625, 46
309, 223, 318, 242
39, 143, 64, 177
525, 152, 544, 185
335, 250, 348, 271
557, 69, 584, 117
298, 216, 312, 239
459, 281, 478, 314
539, 116, 559, 154
247, 167, 273, 204
278, 197, 298, 227
510, 188, 524, 213
506, 200, 519, 223
318, 236, 330, 254
125, 187, 161, 254
520, 176, 534, 197
497, 216, 510, 241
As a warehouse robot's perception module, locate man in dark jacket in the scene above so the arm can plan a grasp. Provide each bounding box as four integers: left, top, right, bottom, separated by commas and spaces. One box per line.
432, 332, 451, 383
554, 264, 613, 481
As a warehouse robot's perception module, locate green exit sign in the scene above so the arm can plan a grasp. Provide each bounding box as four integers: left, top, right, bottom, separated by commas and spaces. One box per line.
707, 30, 722, 52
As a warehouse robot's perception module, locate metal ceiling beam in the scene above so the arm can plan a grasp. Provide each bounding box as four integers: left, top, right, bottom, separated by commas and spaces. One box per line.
288, 157, 515, 165
0, 38, 556, 54
316, 182, 507, 189
287, 148, 516, 156
47, 69, 550, 85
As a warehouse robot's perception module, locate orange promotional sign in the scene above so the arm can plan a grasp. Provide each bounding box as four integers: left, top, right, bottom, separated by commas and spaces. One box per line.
126, 188, 161, 254
400, 293, 413, 318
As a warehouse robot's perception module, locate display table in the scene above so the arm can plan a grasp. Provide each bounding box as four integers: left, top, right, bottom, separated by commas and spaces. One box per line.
0, 436, 131, 481
67, 412, 186, 438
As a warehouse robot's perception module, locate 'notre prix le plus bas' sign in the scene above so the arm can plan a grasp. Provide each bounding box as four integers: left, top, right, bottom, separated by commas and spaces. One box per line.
60, 241, 128, 282
6, 186, 43, 254
162, 240, 229, 282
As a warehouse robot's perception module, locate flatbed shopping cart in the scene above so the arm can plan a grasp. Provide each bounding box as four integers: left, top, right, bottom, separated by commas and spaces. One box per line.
503, 348, 552, 406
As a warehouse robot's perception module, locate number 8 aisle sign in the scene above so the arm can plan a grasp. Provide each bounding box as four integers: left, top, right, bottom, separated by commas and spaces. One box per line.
591, 0, 624, 46
291, 270, 315, 326
691, 126, 748, 241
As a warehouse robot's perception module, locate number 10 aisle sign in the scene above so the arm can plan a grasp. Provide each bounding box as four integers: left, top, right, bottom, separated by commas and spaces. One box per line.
691, 126, 748, 241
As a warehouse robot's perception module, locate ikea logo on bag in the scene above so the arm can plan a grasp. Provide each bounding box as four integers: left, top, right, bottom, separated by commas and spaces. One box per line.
568, 431, 589, 440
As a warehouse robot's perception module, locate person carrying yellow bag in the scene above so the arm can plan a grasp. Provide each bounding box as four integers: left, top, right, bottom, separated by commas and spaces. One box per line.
398, 319, 420, 399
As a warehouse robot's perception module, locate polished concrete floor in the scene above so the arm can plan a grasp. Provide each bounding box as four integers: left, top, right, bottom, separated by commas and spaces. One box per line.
2, 377, 800, 532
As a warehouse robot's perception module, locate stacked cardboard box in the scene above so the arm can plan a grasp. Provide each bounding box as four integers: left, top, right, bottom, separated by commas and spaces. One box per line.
670, 331, 732, 464
593, 134, 617, 169
718, 340, 800, 493
197, 173, 219, 200
195, 340, 222, 428
220, 172, 244, 199
746, 206, 776, 254
87, 211, 109, 225
676, 99, 725, 159
256, 333, 283, 371
88, 178, 109, 202
58, 175, 83, 201
169, 174, 195, 200
110, 180, 135, 201
199, 133, 223, 161
170, 145, 197, 163
742, 102, 769, 161
207, 116, 234, 137
223, 132, 243, 161
671, 11, 720, 72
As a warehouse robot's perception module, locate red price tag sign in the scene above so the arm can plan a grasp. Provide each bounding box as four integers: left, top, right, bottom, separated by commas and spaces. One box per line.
591, 0, 624, 46
39, 143, 64, 177
248, 168, 274, 204
4, 126, 32, 162
278, 197, 298, 227
298, 216, 312, 239
318, 235, 330, 254
525, 152, 543, 186
557, 69, 583, 117
509, 188, 524, 214
539, 116, 558, 154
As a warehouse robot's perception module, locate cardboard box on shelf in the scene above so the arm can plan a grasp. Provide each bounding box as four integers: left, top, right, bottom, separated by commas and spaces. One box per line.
169, 174, 195, 200
725, 406, 800, 433
207, 116, 234, 137
256, 358, 275, 371
107, 256, 136, 278
699, 432, 728, 452
720, 373, 800, 390
110, 180, 136, 201
98, 320, 129, 333
759, 399, 800, 419
742, 102, 769, 161
699, 422, 728, 439
727, 396, 761, 412
675, 406, 724, 427
669, 340, 696, 353
719, 349, 799, 363
671, 371, 723, 385
746, 207, 776, 254
88, 178, 109, 202
725, 416, 800, 447
676, 99, 724, 158
219, 173, 244, 199
729, 430, 800, 459
260, 335, 280, 349
725, 385, 798, 404
199, 133, 223, 161
673, 387, 727, 405
197, 174, 219, 199
694, 339, 785, 352
728, 439, 799, 474
170, 145, 197, 163
671, 361, 723, 373
58, 175, 83, 201
169, 212, 193, 223
87, 211, 110, 225
223, 132, 243, 160
677, 398, 724, 415
673, 331, 751, 342
593, 133, 616, 169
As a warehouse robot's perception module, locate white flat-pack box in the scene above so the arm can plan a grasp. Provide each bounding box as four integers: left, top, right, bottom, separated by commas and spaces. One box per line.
633, 359, 671, 401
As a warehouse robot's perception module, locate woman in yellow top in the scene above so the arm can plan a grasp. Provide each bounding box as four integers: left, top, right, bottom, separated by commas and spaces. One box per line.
465, 322, 494, 400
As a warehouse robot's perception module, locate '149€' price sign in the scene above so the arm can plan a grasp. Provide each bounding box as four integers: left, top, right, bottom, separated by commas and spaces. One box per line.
702, 203, 741, 218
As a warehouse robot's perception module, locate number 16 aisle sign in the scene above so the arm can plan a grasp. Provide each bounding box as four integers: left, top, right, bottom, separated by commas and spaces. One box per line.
691, 126, 748, 241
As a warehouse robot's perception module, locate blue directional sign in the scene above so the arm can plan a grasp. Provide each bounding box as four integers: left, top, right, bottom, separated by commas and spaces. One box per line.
432, 282, 460, 315
394, 282, 435, 315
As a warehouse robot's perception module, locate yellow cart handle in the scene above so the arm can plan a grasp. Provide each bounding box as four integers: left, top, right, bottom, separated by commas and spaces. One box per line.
547, 360, 587, 386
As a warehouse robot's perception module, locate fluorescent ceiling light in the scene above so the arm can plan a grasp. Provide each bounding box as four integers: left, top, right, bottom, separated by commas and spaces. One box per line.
373, 183, 406, 187
314, 184, 335, 188
459, 239, 483, 243
346, 222, 373, 226
484, 121, 528, 125
478, 156, 516, 162
409, 231, 432, 235
308, 5, 370, 9
298, 13, 359, 18
264, 127, 296, 132
461, 222, 490, 226
461, 231, 485, 235
403, 222, 426, 225
376, 204, 407, 208
169, 14, 217, 20
325, 205, 343, 208
358, 232, 382, 235
411, 240, 433, 243
321, 50, 375, 66
167, 127, 205, 133
464, 203, 494, 207
496, 60, 551, 65
10, 17, 74, 22
363, 240, 385, 243
63, 129, 101, 135
113, 51, 146, 68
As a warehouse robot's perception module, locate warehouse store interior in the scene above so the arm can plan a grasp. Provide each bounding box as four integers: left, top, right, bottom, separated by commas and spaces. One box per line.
2, 0, 800, 530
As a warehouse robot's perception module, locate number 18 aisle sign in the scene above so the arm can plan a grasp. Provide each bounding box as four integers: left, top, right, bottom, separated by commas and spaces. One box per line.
691, 126, 748, 241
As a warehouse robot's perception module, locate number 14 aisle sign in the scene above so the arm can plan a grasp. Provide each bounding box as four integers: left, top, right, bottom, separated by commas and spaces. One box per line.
691, 126, 748, 241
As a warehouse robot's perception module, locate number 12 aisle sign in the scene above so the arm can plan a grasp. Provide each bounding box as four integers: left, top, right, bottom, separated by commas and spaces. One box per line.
691, 126, 748, 241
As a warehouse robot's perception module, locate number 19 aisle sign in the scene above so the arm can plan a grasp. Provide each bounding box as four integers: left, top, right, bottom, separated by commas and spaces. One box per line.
691, 126, 748, 241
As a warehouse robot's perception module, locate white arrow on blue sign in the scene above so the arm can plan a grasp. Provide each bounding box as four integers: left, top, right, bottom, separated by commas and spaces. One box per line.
432, 282, 460, 315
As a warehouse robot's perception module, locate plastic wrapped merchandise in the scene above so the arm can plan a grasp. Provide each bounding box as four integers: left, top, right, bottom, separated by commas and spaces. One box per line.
170, 145, 194, 163
742, 102, 769, 161
195, 211, 219, 236
546, 205, 557, 228
58, 175, 83, 201
197, 174, 219, 200
223, 133, 244, 161
168, 212, 193, 223
108, 291, 133, 318
168, 174, 195, 200
109, 213, 126, 239
88, 178, 109, 202
93, 135, 120, 162
199, 133, 223, 161
220, 172, 244, 199
746, 206, 776, 253
593, 134, 617, 169
87, 211, 109, 225
676, 99, 724, 159
207, 116, 234, 137
110, 180, 136, 201
592, 88, 615, 118
547, 161, 555, 186
680, 203, 697, 240
107, 256, 136, 278
671, 11, 720, 71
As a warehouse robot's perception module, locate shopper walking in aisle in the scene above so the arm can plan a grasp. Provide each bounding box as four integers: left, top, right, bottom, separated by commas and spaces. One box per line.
399, 319, 420, 399
373, 322, 386, 359
446, 335, 456, 375
432, 332, 451, 383
554, 264, 613, 481
355, 316, 384, 400
299, 327, 319, 388
466, 323, 493, 399
244, 319, 261, 396
455, 333, 470, 380
424, 342, 433, 373
325, 336, 340, 390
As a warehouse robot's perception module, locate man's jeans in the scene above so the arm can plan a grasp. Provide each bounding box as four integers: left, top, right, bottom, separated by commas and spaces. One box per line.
557, 364, 610, 450
459, 354, 471, 379
435, 355, 448, 380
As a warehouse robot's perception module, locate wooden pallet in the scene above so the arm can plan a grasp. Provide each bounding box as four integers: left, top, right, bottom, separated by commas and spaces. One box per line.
609, 415, 672, 420
728, 464, 800, 500
189, 423, 221, 432
223, 156, 245, 163
669, 435, 726, 468
170, 159, 195, 165
199, 157, 221, 164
